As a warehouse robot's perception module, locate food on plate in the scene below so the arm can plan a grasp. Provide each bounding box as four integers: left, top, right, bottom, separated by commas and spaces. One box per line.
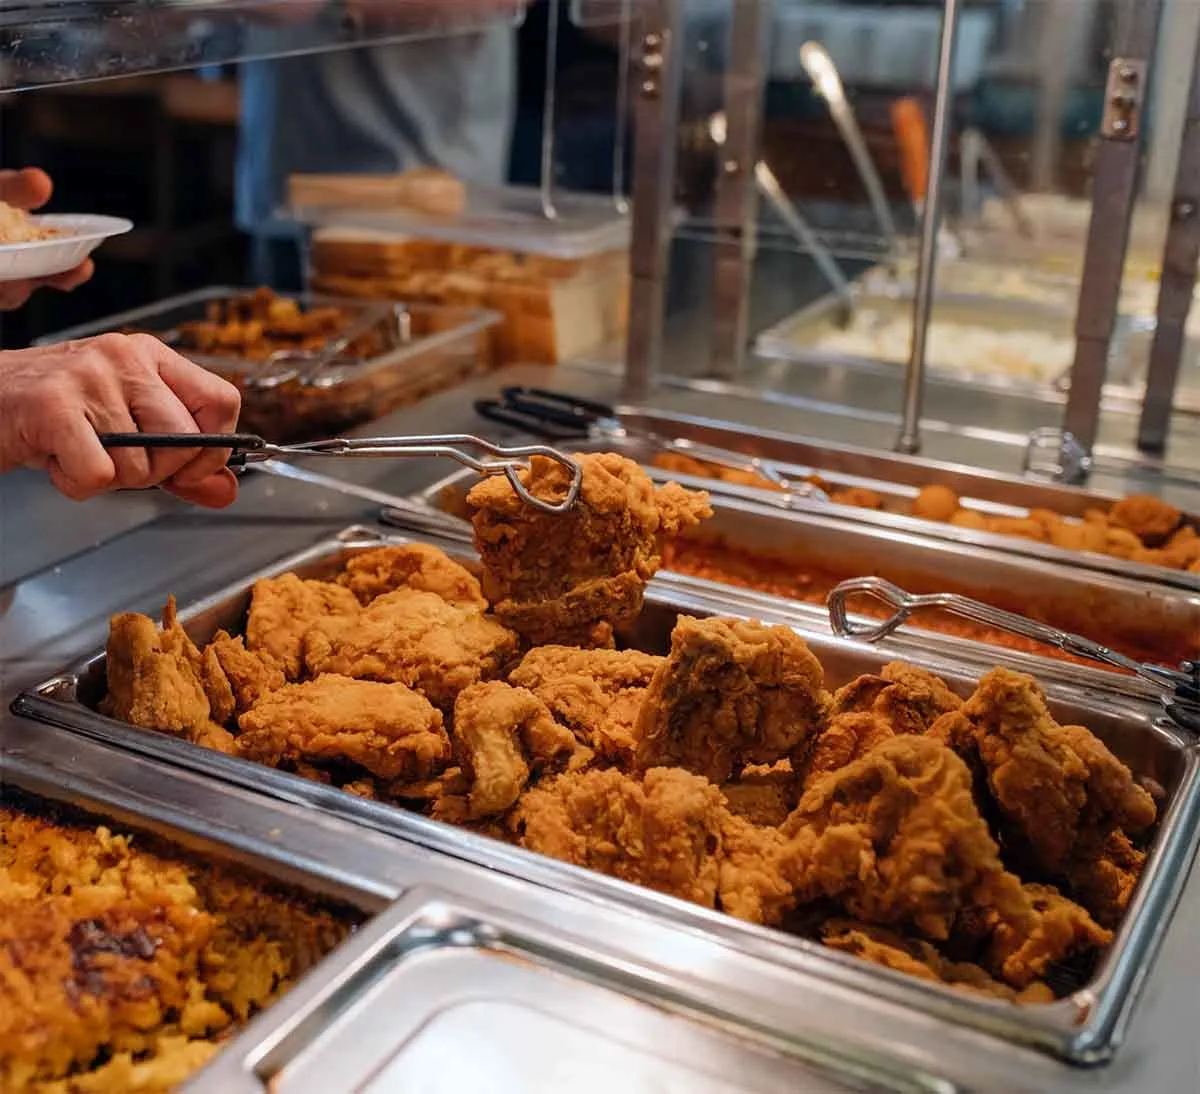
654, 453, 1198, 574
466, 451, 712, 646
0, 803, 356, 1093
0, 200, 57, 244
95, 513, 1156, 1007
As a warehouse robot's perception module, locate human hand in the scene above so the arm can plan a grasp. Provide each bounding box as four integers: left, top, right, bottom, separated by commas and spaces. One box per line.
0, 168, 95, 310
0, 334, 242, 508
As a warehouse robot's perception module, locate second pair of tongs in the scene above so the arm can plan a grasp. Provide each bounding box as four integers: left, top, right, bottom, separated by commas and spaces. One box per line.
97, 432, 582, 514
826, 576, 1200, 730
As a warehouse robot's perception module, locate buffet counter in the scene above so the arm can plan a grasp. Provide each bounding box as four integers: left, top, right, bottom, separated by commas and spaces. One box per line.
3, 363, 1200, 1093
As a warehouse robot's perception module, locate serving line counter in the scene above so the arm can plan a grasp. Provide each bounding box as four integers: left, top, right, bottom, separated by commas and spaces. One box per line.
4, 363, 1200, 1093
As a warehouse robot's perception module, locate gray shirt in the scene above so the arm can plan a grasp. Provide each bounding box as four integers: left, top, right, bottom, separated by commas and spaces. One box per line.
236, 28, 516, 238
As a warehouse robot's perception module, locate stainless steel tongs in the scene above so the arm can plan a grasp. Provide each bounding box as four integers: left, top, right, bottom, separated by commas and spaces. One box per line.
97, 431, 582, 515
826, 576, 1200, 730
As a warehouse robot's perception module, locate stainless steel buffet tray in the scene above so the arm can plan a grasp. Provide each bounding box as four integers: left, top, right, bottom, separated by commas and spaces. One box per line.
12, 526, 1200, 1064
415, 470, 1200, 670
187, 887, 946, 1094
557, 408, 1200, 593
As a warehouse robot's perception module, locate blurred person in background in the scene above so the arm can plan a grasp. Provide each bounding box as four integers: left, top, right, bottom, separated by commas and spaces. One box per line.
236, 6, 518, 288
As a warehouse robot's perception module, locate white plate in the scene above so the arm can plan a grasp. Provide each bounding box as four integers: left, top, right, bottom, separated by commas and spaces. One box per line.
0, 214, 133, 282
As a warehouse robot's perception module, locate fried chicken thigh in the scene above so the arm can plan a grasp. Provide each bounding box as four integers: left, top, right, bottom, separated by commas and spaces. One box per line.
467, 452, 711, 645
236, 674, 449, 781
303, 587, 518, 710
435, 682, 580, 821
636, 616, 830, 782
785, 736, 1033, 943
930, 668, 1157, 882
245, 574, 360, 679
509, 645, 663, 764
336, 543, 487, 608
512, 766, 728, 908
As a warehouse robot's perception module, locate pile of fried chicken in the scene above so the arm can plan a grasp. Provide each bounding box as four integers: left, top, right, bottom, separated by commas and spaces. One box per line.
655, 451, 1200, 573
101, 452, 1157, 1005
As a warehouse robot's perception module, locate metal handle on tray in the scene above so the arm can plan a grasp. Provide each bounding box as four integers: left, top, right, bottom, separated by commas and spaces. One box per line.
827, 576, 1200, 716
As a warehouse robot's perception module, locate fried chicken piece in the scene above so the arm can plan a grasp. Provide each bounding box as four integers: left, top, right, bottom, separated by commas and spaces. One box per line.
912, 484, 959, 522
511, 766, 727, 908
950, 508, 988, 531
336, 543, 487, 608
983, 883, 1111, 988
1160, 525, 1200, 570
434, 682, 580, 821
236, 674, 450, 781
829, 486, 883, 509
820, 921, 1054, 1003
245, 573, 360, 679
1109, 494, 1181, 546
785, 736, 1034, 943
636, 616, 830, 783
508, 645, 662, 764
102, 598, 228, 736
207, 631, 286, 715
797, 712, 895, 788
1065, 830, 1146, 928
930, 668, 1157, 878
720, 761, 799, 826
985, 516, 1047, 541
467, 452, 712, 645
303, 587, 518, 710
830, 661, 963, 735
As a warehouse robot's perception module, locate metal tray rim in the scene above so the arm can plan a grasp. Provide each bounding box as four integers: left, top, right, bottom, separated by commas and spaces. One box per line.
11, 526, 1199, 1064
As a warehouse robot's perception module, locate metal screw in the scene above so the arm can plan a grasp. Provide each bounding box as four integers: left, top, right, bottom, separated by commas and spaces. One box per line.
1111, 118, 1128, 133
641, 79, 658, 97
643, 32, 661, 50
1118, 63, 1138, 82
723, 159, 739, 175
1175, 199, 1196, 220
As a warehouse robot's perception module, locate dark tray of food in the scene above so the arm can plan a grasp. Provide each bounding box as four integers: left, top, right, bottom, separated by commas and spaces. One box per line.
13, 451, 1200, 1065
37, 287, 500, 444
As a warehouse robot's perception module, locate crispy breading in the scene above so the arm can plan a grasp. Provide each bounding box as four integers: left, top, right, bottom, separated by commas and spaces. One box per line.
236, 674, 450, 781
434, 682, 580, 821
101, 599, 227, 737
508, 645, 662, 764
244, 573, 360, 679
820, 921, 1054, 1003
1065, 830, 1147, 928
830, 662, 963, 735
720, 761, 799, 827
467, 452, 711, 644
303, 587, 518, 710
785, 736, 1035, 943
930, 668, 1157, 877
636, 616, 830, 782
336, 543, 487, 608
797, 713, 895, 788
1108, 494, 1182, 546
208, 631, 286, 716
511, 767, 727, 908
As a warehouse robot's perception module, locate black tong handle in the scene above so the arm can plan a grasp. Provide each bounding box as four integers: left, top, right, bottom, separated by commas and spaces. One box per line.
96, 432, 267, 470
474, 387, 615, 440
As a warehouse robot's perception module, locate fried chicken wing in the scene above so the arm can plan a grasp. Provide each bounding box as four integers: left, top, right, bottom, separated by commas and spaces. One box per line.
511, 766, 727, 908
245, 574, 360, 679
208, 631, 286, 716
831, 662, 963, 735
302, 588, 518, 710
508, 645, 662, 764
930, 668, 1157, 879
636, 616, 830, 782
434, 682, 581, 821
102, 599, 228, 738
1108, 494, 1182, 546
467, 452, 711, 645
820, 921, 1054, 1003
336, 543, 487, 608
785, 736, 1034, 943
236, 674, 449, 781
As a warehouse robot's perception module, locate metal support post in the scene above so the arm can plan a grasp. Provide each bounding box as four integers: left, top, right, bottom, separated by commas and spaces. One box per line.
895, 0, 960, 456
708, 0, 769, 380
1137, 19, 1200, 454
1061, 0, 1162, 464
622, 0, 684, 403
